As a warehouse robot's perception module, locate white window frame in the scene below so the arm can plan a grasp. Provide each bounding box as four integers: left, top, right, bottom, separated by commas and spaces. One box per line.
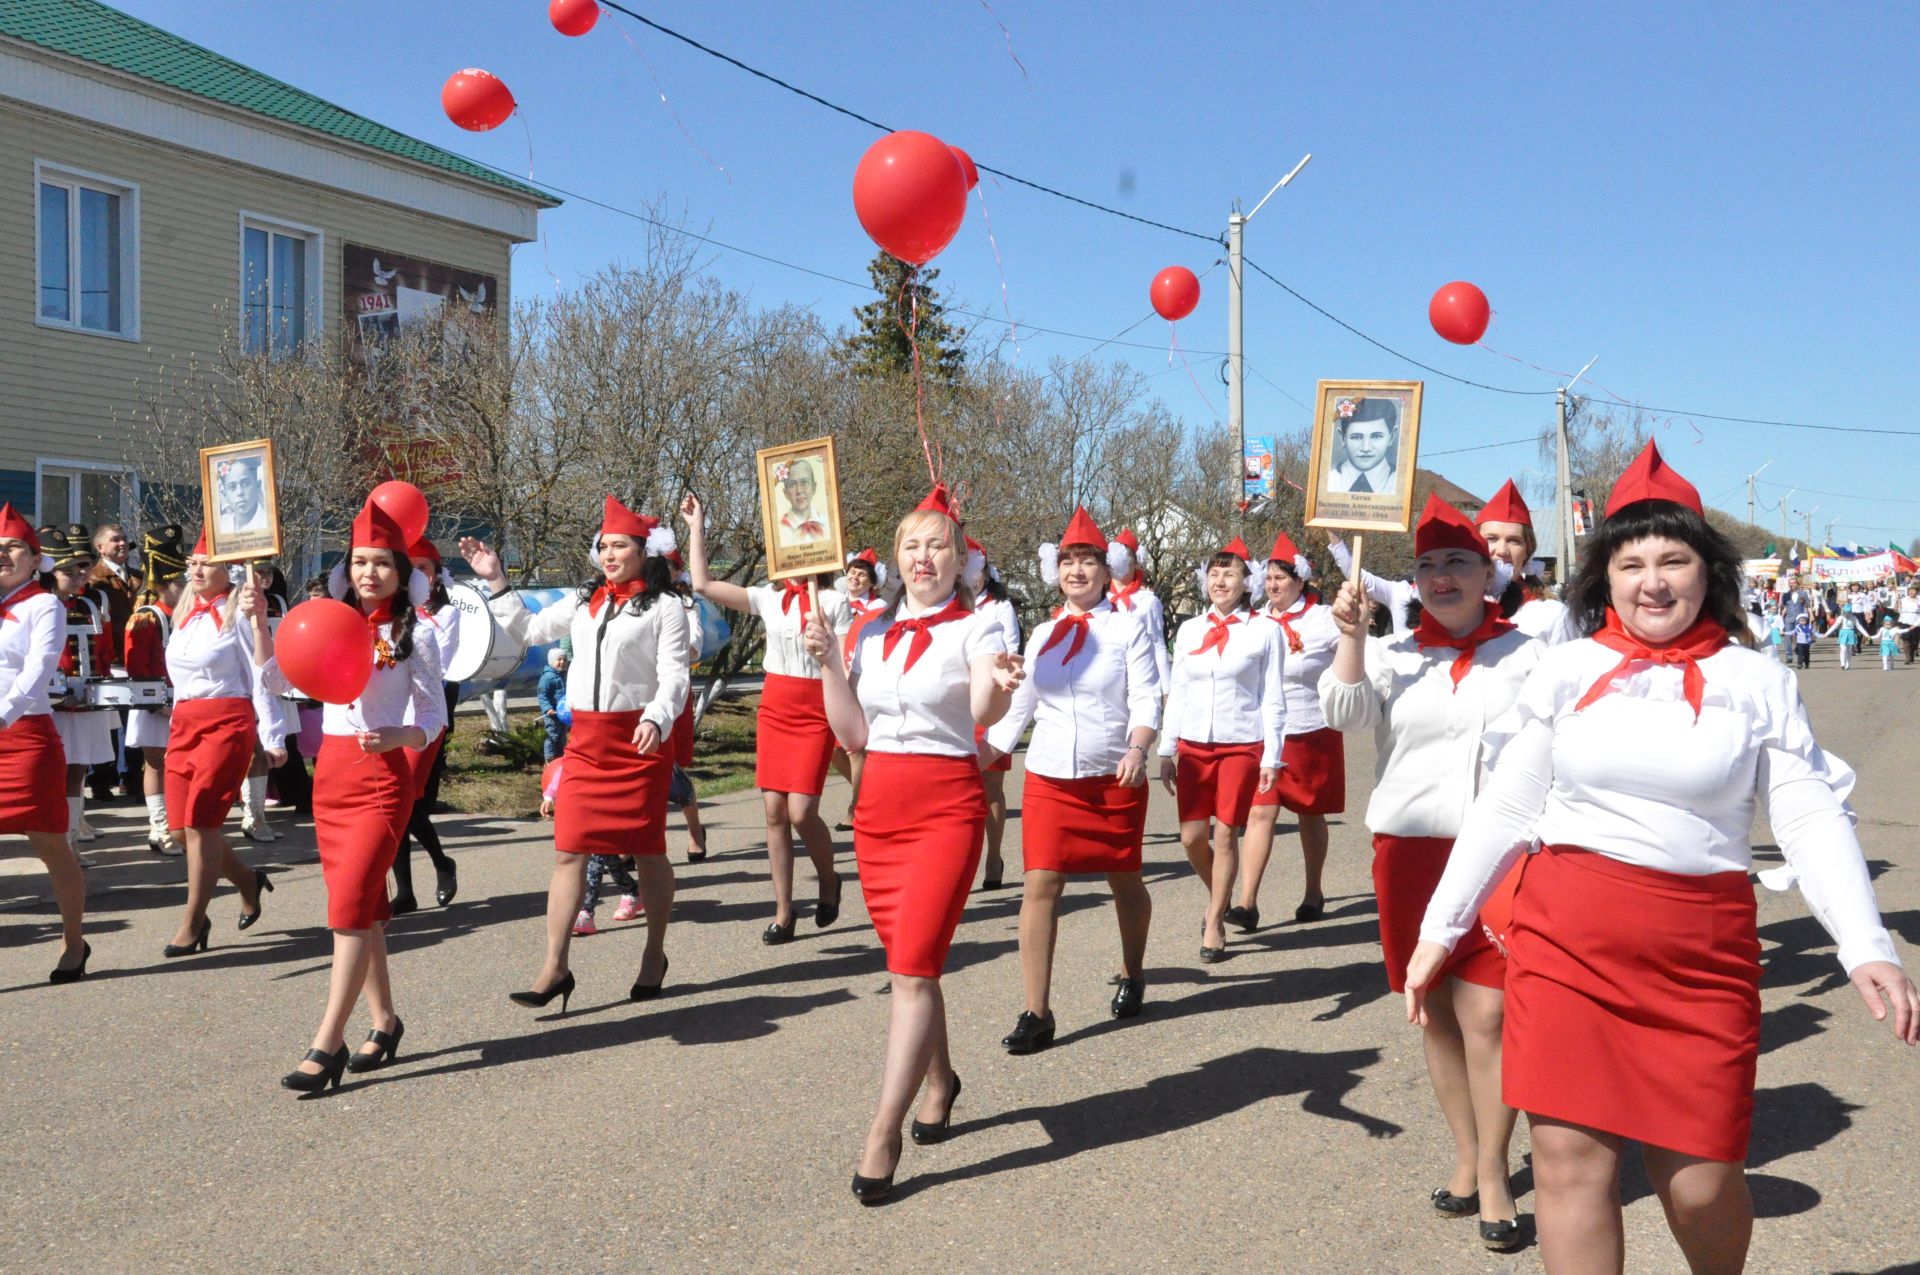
35, 458, 138, 528
33, 159, 140, 341
237, 210, 324, 357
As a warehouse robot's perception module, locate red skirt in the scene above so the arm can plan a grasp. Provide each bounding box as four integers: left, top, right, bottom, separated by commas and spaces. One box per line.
555, 709, 671, 857
165, 697, 256, 830
405, 735, 445, 802
854, 752, 985, 978
1251, 727, 1346, 815
0, 714, 68, 834
974, 723, 1012, 773
755, 672, 835, 795
670, 689, 695, 766
313, 734, 411, 929
1175, 740, 1263, 826
1022, 772, 1149, 873
1371, 834, 1505, 994
1503, 845, 1761, 1162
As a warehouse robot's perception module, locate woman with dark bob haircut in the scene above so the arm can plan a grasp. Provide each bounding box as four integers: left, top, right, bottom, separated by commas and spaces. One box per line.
1408, 441, 1915, 1274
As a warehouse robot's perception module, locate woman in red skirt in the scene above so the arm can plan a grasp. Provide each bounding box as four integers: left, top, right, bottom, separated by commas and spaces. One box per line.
680, 492, 848, 943
161, 531, 279, 956
464, 496, 689, 1007
1410, 442, 1917, 1272
0, 506, 88, 981
964, 536, 1022, 889
806, 484, 1024, 1203
981, 508, 1159, 1049
253, 501, 446, 1090
1321, 493, 1542, 1252
1157, 537, 1284, 963
124, 527, 186, 856
1230, 531, 1344, 929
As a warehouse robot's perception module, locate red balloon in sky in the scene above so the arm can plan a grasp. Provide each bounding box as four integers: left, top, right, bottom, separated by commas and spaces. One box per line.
1429, 281, 1491, 344
1150, 266, 1201, 322
950, 145, 979, 191
368, 480, 431, 545
441, 69, 516, 132
275, 600, 375, 705
851, 131, 970, 266
549, 0, 600, 36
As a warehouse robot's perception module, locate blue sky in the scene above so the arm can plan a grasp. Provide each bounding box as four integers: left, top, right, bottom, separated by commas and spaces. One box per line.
118, 0, 1920, 546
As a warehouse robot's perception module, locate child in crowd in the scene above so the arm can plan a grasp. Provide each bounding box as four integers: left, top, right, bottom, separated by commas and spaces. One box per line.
1824, 609, 1864, 671
544, 758, 696, 937
1766, 606, 1788, 664
1792, 612, 1816, 669
1875, 617, 1902, 671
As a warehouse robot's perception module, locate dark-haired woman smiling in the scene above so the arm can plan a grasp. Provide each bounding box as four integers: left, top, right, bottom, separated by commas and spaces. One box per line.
1410, 442, 1915, 1274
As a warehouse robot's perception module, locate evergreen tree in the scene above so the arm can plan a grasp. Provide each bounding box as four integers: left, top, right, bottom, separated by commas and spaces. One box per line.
839, 253, 967, 383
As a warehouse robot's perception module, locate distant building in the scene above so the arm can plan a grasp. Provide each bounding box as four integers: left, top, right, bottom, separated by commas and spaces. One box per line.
0, 0, 557, 525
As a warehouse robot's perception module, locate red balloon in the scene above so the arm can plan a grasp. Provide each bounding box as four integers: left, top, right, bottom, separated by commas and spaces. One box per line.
276, 600, 374, 705
1429, 280, 1491, 345
1151, 266, 1201, 322
441, 69, 515, 132
368, 481, 430, 545
852, 131, 969, 266
549, 0, 599, 36
950, 145, 979, 192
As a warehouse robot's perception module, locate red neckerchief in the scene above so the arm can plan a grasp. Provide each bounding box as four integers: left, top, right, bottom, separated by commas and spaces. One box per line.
361, 598, 399, 670
1109, 577, 1144, 611
849, 594, 885, 621
0, 581, 46, 623
180, 588, 231, 631
1575, 609, 1729, 722
1271, 598, 1314, 654
1190, 609, 1242, 656
779, 578, 812, 621
1414, 602, 1516, 691
1036, 606, 1094, 663
882, 596, 971, 672
588, 576, 645, 618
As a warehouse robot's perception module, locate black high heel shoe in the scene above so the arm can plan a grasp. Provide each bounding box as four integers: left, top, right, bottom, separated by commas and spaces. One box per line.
346, 1019, 405, 1073
508, 970, 575, 1013
1223, 903, 1261, 933
280, 1044, 349, 1093
816, 876, 842, 929
162, 915, 211, 959
629, 955, 669, 1001
435, 860, 458, 907
761, 918, 796, 945
390, 891, 420, 916
1294, 899, 1326, 924
237, 868, 275, 931
48, 940, 91, 984
910, 1073, 962, 1145
1002, 1010, 1055, 1054
978, 862, 1006, 891
850, 1169, 895, 1205
1110, 977, 1145, 1019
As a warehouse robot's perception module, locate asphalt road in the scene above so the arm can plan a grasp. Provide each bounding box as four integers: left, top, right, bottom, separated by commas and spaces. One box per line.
3, 647, 1916, 1274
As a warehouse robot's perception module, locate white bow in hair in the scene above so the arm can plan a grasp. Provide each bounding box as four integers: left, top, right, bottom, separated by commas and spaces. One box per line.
1492, 558, 1516, 595
327, 562, 349, 600
1037, 543, 1060, 586
37, 553, 55, 574
408, 567, 431, 609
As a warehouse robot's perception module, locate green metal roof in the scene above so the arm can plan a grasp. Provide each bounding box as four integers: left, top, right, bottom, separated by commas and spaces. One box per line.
1, 0, 557, 206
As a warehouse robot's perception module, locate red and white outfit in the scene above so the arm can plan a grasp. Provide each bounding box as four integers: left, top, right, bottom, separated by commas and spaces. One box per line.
850, 594, 1008, 978
1477, 480, 1576, 644
0, 571, 69, 836
970, 590, 1021, 772
669, 592, 702, 767
1320, 494, 1545, 994
122, 600, 173, 751
489, 497, 690, 858
1421, 442, 1902, 1163
165, 586, 281, 831
1253, 593, 1345, 816
747, 581, 850, 794
403, 593, 461, 801
1108, 528, 1171, 693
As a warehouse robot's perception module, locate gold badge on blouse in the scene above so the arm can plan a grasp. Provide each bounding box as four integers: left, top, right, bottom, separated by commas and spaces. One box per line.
373, 638, 397, 671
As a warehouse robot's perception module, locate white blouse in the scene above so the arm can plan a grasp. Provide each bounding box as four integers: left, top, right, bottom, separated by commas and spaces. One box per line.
1158, 606, 1287, 766
974, 595, 1022, 657
167, 592, 283, 751
1321, 625, 1543, 839
1514, 597, 1576, 644
747, 583, 850, 679
1109, 581, 1171, 691
985, 601, 1161, 778
1257, 598, 1340, 735
850, 596, 1008, 757
491, 585, 690, 736
0, 584, 61, 724
402, 604, 461, 729
1420, 640, 1900, 973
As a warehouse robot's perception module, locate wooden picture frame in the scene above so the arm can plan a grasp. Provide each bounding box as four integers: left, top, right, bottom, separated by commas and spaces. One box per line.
1303, 379, 1425, 533
198, 438, 282, 564
756, 436, 846, 581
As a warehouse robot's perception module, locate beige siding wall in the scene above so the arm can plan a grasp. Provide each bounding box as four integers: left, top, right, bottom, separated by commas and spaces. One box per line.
0, 97, 518, 516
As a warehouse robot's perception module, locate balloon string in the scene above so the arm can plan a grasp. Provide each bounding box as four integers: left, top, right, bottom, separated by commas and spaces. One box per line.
616, 26, 731, 180
1478, 322, 1703, 445
974, 185, 1021, 360
975, 0, 1030, 79
891, 277, 938, 487
1169, 323, 1222, 421
513, 109, 563, 292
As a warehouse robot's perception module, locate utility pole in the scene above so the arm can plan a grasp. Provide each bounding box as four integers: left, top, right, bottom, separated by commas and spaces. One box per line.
1747, 460, 1772, 529
1555, 389, 1576, 585
1226, 153, 1310, 522
1779, 488, 1795, 539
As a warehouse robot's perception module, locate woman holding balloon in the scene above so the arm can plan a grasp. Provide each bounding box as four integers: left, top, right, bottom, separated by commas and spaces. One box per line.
463, 496, 689, 1009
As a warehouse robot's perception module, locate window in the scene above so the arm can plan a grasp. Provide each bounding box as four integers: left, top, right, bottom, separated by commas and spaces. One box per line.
241, 215, 321, 356
38, 462, 131, 529
35, 163, 138, 338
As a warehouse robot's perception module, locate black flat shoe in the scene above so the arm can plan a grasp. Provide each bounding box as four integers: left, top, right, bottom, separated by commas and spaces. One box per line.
762, 918, 796, 945
48, 941, 91, 984
1198, 943, 1228, 964
434, 861, 458, 907
346, 1019, 405, 1073
162, 916, 211, 959
910, 1073, 962, 1145
1224, 904, 1261, 933
850, 1171, 894, 1204
1002, 1010, 1055, 1055
1294, 900, 1325, 924
1110, 977, 1144, 1019
281, 1045, 349, 1093
1479, 1218, 1523, 1252
390, 891, 419, 916
816, 876, 843, 929
238, 868, 275, 931
1431, 1187, 1478, 1217
508, 970, 575, 1013
629, 956, 669, 1001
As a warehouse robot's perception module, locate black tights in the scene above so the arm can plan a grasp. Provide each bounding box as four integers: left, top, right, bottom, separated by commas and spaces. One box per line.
393, 683, 461, 898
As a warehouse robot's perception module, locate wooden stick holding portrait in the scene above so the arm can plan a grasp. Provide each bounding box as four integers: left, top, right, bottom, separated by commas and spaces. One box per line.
756, 436, 847, 582
198, 438, 283, 564
1302, 379, 1425, 589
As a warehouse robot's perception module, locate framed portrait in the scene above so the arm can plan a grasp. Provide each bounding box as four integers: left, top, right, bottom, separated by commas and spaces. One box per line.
756, 436, 846, 581
1303, 380, 1424, 532
198, 438, 282, 563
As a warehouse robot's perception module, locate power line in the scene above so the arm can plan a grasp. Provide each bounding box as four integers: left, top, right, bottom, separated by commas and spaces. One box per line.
1585, 400, 1920, 438
1425, 435, 1544, 457
1756, 478, 1920, 506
